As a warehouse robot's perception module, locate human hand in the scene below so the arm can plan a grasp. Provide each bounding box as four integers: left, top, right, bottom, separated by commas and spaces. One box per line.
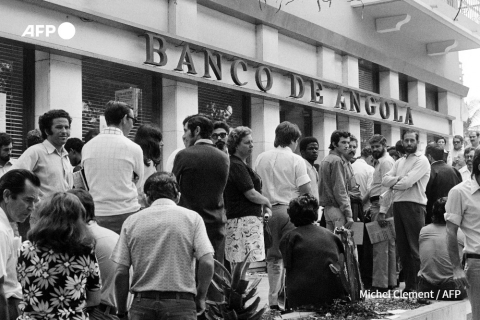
344, 219, 354, 229
452, 268, 469, 289
264, 208, 272, 221
196, 296, 206, 316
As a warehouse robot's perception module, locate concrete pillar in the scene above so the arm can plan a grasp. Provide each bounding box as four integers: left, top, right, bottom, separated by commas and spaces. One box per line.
381, 124, 401, 147
349, 118, 361, 157
313, 111, 337, 161
379, 70, 399, 100
419, 131, 428, 153
251, 98, 280, 163
337, 114, 349, 131
342, 55, 359, 88
439, 91, 462, 137
169, 0, 197, 40
317, 46, 337, 82
161, 79, 198, 167
256, 25, 278, 64
408, 80, 426, 108
35, 51, 82, 138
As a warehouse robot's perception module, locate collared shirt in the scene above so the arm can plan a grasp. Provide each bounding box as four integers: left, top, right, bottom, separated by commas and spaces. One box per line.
111, 198, 214, 294
449, 147, 464, 167
445, 178, 480, 254
0, 159, 17, 178
352, 158, 374, 210
459, 165, 471, 182
304, 159, 319, 201
370, 152, 395, 212
88, 221, 120, 307
11, 140, 73, 197
254, 146, 310, 205
82, 127, 144, 216
318, 149, 352, 218
0, 207, 22, 299
382, 150, 430, 205
195, 139, 214, 145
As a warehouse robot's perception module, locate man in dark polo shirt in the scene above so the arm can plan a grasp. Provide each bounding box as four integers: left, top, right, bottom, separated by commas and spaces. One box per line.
173, 115, 229, 300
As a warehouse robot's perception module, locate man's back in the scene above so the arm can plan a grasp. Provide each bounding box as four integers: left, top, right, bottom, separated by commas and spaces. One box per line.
173, 143, 229, 225
254, 147, 310, 205
82, 129, 144, 216
352, 158, 374, 202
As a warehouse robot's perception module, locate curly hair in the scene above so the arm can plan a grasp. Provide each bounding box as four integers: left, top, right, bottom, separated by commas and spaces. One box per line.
227, 126, 252, 155
26, 129, 43, 148
144, 172, 180, 202
134, 124, 163, 166
329, 130, 351, 150
28, 192, 95, 255
38, 109, 72, 140
287, 194, 319, 227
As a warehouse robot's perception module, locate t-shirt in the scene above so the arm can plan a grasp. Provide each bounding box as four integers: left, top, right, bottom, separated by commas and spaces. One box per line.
224, 155, 262, 219
17, 241, 100, 319
111, 198, 214, 294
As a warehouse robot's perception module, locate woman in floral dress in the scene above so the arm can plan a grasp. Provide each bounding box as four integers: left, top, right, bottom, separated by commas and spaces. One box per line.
17, 192, 101, 320
224, 126, 272, 267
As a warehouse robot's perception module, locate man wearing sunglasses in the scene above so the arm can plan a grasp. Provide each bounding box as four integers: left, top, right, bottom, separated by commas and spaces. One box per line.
82, 101, 144, 234
211, 121, 229, 154
449, 135, 464, 168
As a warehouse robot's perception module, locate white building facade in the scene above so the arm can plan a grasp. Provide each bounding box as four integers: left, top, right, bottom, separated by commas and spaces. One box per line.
0, 0, 478, 164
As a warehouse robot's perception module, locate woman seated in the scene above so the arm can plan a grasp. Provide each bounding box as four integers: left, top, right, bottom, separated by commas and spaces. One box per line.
280, 194, 346, 309
17, 192, 101, 319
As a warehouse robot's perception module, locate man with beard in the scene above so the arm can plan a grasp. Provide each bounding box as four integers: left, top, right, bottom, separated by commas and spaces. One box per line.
212, 121, 229, 154
459, 147, 475, 181
319, 130, 354, 231
368, 135, 396, 292
382, 130, 430, 292
0, 133, 16, 178
173, 115, 229, 302
299, 137, 319, 201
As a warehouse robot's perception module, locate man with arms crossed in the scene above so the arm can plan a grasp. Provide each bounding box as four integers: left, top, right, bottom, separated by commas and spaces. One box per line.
446, 149, 480, 320
254, 121, 311, 310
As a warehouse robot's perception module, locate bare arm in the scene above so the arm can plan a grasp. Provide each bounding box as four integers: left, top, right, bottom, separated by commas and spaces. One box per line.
446, 221, 469, 289
196, 253, 214, 315
86, 289, 101, 307
244, 189, 271, 208
0, 277, 8, 320
114, 264, 131, 315
298, 182, 312, 196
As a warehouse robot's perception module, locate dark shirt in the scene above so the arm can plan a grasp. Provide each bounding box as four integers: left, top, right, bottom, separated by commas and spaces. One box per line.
426, 160, 462, 223
280, 224, 345, 308
224, 155, 262, 220
173, 142, 229, 226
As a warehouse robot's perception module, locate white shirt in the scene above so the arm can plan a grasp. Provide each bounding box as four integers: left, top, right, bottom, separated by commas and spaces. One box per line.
445, 178, 480, 254
254, 146, 310, 205
352, 158, 374, 210
165, 147, 183, 172
0, 159, 17, 178
82, 127, 144, 216
459, 165, 471, 182
0, 207, 22, 299
304, 159, 319, 201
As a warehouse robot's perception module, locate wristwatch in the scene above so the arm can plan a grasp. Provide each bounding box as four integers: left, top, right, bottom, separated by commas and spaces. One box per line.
117, 311, 128, 319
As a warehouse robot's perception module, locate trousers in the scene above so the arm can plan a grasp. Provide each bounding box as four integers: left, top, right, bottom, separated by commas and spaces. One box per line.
466, 258, 480, 320
129, 295, 196, 320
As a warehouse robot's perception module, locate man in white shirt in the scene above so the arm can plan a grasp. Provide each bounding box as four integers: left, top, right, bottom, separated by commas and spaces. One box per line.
0, 133, 16, 178
449, 135, 464, 168
352, 146, 374, 212
459, 147, 475, 181
0, 170, 41, 320
82, 101, 144, 234
299, 137, 319, 201
468, 131, 479, 149
254, 121, 311, 310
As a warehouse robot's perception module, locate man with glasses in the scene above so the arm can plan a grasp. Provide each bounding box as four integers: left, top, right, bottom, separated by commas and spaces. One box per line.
450, 135, 464, 168
82, 101, 144, 234
469, 131, 479, 149
211, 121, 229, 154
459, 147, 475, 181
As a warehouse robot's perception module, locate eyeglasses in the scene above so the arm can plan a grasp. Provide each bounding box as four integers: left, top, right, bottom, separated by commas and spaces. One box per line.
466, 155, 474, 159
211, 132, 227, 139
127, 115, 138, 125
453, 141, 461, 144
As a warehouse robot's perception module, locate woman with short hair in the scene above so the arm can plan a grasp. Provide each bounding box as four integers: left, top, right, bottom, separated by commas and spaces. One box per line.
17, 192, 101, 320
224, 126, 271, 266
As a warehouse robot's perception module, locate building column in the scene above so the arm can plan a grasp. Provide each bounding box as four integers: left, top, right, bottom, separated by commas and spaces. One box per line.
381, 125, 401, 147
342, 55, 359, 88
317, 46, 339, 82
256, 25, 278, 64
35, 51, 82, 138
408, 80, 426, 108
161, 79, 198, 167
313, 111, 336, 161
169, 0, 197, 40
379, 70, 399, 100
419, 131, 428, 153
251, 97, 279, 163
439, 91, 462, 137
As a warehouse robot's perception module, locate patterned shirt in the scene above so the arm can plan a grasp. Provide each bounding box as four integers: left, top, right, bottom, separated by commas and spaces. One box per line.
111, 198, 214, 294
17, 241, 100, 319
82, 127, 144, 216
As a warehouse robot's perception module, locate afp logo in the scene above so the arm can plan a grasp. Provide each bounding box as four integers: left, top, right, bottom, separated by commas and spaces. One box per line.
22, 22, 76, 40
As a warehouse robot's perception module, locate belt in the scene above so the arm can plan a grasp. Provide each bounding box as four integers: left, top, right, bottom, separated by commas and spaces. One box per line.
135, 291, 195, 301
465, 253, 480, 260
370, 196, 380, 202
96, 303, 117, 315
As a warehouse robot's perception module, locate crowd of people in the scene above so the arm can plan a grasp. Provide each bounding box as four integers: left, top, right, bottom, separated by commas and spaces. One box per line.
0, 100, 480, 320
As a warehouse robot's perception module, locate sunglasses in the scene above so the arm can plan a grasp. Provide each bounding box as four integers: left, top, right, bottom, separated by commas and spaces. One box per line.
127, 115, 138, 125
453, 141, 461, 144
212, 132, 227, 139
